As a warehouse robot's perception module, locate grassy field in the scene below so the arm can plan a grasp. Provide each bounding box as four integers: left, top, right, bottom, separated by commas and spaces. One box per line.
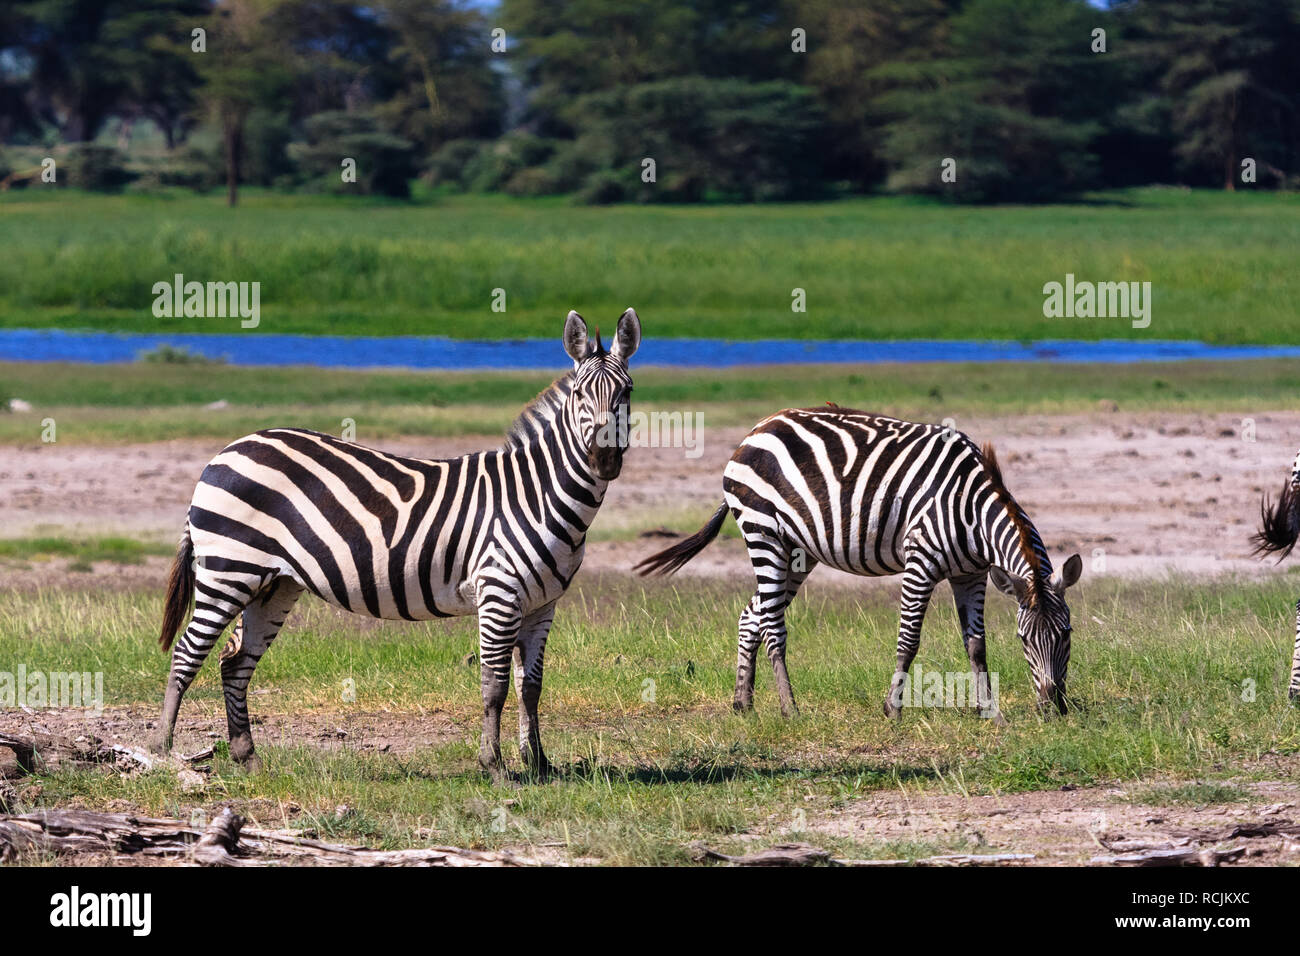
3, 357, 1300, 444
2, 572, 1298, 864
1, 188, 1296, 343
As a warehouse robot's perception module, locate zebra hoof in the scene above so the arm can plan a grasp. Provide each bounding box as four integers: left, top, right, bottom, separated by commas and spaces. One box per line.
732, 699, 754, 714
239, 753, 263, 774
479, 758, 515, 787
882, 699, 903, 719
229, 734, 257, 765
147, 735, 171, 757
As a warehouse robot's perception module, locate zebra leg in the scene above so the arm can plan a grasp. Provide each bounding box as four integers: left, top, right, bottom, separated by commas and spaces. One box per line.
1290, 599, 1300, 702
738, 529, 809, 718
476, 588, 522, 783
513, 601, 558, 778
734, 596, 762, 712
219, 578, 304, 769
950, 572, 1001, 719
151, 566, 262, 755
884, 560, 939, 718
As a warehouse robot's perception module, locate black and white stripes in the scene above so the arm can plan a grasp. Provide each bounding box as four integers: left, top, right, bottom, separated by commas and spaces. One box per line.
153, 309, 640, 778
637, 406, 1081, 716
1251, 446, 1300, 701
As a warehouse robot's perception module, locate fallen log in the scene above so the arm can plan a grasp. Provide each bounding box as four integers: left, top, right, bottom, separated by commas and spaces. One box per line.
0, 808, 546, 867
690, 842, 832, 866
1090, 845, 1246, 867
1168, 820, 1300, 842
834, 852, 1036, 867
689, 842, 1034, 867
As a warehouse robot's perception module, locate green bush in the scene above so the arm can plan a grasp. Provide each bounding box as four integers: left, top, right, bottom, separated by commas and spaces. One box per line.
561, 78, 828, 203
462, 134, 557, 193
127, 146, 222, 193
289, 111, 416, 198
574, 169, 628, 205
425, 138, 484, 189
243, 109, 296, 187
63, 145, 134, 192
504, 166, 560, 197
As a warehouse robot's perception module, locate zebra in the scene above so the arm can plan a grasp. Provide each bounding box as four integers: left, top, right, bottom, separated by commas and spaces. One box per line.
1251, 446, 1300, 701
635, 406, 1081, 717
152, 309, 641, 781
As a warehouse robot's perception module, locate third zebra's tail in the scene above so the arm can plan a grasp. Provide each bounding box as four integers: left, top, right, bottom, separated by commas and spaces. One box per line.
634, 503, 728, 577
1252, 473, 1300, 561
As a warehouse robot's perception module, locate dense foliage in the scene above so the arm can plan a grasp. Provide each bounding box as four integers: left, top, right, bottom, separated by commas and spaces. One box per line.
2, 0, 1297, 203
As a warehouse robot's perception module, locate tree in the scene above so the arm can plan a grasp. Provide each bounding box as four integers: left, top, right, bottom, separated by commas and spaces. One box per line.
795, 0, 954, 190
197, 0, 294, 206
872, 0, 1120, 201
503, 0, 794, 136
3, 0, 208, 143
372, 0, 505, 156
1134, 0, 1300, 189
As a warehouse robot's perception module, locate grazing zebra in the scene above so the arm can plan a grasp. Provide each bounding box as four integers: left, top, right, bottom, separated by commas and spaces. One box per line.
1251, 446, 1300, 701
635, 407, 1081, 717
153, 309, 641, 780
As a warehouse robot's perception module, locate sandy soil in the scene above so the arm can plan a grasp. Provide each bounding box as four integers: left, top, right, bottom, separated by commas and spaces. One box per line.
2, 409, 1298, 584
802, 775, 1300, 865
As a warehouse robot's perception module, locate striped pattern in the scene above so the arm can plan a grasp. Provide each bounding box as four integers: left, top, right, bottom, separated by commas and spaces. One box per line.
153, 310, 640, 777
1251, 446, 1300, 700
637, 406, 1080, 716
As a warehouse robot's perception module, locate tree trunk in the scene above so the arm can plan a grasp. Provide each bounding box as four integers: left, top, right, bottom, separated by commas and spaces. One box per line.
224, 117, 243, 207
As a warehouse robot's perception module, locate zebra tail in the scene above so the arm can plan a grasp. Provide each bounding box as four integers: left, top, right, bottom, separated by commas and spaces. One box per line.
159, 530, 195, 650
634, 503, 729, 577
1252, 480, 1300, 561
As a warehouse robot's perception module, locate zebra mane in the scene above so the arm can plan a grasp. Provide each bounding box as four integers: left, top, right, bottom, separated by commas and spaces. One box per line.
503, 370, 576, 449
981, 442, 1050, 606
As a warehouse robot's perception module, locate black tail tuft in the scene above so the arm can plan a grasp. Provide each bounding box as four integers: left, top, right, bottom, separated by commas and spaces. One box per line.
1252, 481, 1300, 561
634, 503, 728, 577
159, 531, 194, 650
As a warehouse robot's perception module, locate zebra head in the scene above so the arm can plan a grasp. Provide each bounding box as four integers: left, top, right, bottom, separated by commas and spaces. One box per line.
562, 308, 640, 481
989, 552, 1082, 715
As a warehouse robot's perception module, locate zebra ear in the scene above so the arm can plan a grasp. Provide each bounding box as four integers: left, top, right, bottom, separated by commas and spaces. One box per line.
563, 311, 589, 365
989, 566, 1030, 603
1057, 553, 1083, 589
611, 308, 640, 363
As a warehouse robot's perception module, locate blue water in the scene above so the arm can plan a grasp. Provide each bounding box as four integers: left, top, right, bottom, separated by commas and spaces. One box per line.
1, 329, 1298, 369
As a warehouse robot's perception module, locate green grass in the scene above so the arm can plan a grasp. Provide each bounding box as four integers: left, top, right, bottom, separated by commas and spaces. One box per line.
3, 357, 1298, 444
1, 188, 1296, 342
2, 572, 1298, 863
0, 536, 172, 567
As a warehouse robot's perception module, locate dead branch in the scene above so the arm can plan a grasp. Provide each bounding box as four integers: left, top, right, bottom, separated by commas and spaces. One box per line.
689, 841, 1034, 867
1090, 845, 1247, 867
834, 852, 1036, 867
1167, 820, 1300, 842
690, 842, 832, 866
0, 730, 153, 773
0, 808, 547, 867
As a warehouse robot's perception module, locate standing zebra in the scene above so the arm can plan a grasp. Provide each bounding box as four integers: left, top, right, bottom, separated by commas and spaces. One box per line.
153, 309, 640, 780
1251, 446, 1300, 701
636, 407, 1081, 717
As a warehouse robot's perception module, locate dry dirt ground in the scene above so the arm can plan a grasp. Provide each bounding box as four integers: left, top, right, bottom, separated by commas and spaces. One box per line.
3, 705, 1299, 866
1, 408, 1297, 585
